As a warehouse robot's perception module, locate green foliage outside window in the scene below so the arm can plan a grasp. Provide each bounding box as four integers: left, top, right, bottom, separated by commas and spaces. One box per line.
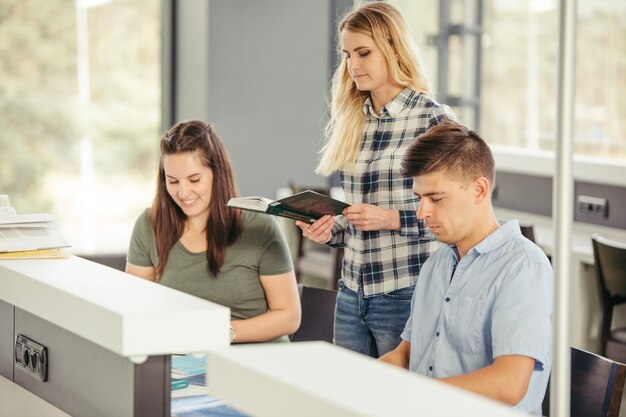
0, 0, 160, 252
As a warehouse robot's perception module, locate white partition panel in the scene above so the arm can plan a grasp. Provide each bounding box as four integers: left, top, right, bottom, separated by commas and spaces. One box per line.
0, 256, 230, 357
207, 342, 526, 417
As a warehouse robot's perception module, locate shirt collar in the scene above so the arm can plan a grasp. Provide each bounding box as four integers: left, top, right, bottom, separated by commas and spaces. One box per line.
472, 219, 521, 255
362, 88, 416, 118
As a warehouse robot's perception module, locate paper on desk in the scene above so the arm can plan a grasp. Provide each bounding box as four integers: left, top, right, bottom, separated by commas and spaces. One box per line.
0, 225, 70, 253
0, 207, 17, 216
0, 248, 68, 260
0, 213, 59, 225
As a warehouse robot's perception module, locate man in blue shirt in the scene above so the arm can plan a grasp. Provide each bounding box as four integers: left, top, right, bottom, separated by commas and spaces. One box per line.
380, 120, 552, 415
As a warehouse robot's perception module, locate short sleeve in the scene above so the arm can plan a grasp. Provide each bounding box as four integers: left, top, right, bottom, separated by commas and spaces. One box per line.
257, 216, 295, 276
491, 261, 553, 369
126, 209, 155, 267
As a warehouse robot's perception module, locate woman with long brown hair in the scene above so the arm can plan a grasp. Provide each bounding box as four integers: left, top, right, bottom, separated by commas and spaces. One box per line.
126, 120, 300, 343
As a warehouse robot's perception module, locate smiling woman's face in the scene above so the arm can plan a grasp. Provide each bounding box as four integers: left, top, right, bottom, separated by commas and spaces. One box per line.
163, 152, 214, 221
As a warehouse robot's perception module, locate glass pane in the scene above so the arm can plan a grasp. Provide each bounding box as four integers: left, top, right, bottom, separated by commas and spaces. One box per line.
574, 1, 626, 159
385, 1, 440, 97
481, 0, 559, 151
392, 0, 626, 163
0, 0, 160, 254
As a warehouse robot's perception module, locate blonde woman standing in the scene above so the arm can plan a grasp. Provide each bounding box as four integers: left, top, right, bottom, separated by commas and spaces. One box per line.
296, 2, 455, 358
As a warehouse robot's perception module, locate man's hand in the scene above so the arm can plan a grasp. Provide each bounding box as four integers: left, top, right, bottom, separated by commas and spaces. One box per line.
379, 340, 411, 369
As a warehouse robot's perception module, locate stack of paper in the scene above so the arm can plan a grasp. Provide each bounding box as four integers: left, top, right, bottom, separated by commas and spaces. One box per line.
0, 194, 70, 257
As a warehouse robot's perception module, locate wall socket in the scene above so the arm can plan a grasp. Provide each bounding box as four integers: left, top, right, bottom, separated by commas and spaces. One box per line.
577, 195, 609, 219
15, 334, 48, 382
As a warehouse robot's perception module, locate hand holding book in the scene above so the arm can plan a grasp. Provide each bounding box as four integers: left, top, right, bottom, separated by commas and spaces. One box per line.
227, 190, 349, 224
296, 215, 336, 244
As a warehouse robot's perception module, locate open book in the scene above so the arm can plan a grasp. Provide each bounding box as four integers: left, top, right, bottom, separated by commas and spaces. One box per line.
227, 190, 349, 224
0, 194, 70, 253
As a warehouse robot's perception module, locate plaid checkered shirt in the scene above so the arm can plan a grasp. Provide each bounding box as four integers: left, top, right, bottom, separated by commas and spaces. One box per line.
329, 88, 455, 297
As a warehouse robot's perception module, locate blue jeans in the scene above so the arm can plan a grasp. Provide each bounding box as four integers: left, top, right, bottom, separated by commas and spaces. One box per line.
334, 279, 414, 358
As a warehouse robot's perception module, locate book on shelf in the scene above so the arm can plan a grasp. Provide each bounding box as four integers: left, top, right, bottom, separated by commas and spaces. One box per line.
169, 354, 250, 416
0, 194, 70, 254
227, 189, 350, 224
171, 354, 207, 377
171, 354, 209, 399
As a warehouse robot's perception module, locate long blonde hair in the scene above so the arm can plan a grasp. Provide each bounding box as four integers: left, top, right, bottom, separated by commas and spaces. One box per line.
316, 2, 430, 176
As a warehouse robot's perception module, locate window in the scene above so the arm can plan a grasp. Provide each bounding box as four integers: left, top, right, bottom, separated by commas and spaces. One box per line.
0, 0, 160, 254
390, 0, 626, 163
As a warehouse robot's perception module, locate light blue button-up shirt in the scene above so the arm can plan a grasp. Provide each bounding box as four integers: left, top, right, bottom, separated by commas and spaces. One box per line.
402, 220, 552, 415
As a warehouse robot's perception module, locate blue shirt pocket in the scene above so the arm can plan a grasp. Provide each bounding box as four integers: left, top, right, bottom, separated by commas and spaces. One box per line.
445, 294, 487, 354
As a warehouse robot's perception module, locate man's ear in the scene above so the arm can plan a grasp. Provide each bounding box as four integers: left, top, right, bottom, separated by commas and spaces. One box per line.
473, 177, 491, 202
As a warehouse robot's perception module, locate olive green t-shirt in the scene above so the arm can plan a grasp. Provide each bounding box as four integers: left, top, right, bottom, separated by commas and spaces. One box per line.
127, 209, 294, 324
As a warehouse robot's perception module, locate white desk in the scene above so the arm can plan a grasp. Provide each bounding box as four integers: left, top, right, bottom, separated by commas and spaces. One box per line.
0, 375, 70, 417
208, 342, 527, 417
0, 256, 231, 417
0, 256, 230, 358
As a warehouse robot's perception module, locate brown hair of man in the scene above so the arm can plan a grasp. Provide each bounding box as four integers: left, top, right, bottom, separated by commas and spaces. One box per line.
400, 120, 495, 187
150, 120, 242, 280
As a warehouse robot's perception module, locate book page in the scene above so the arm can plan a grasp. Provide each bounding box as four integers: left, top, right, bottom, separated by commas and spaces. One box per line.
0, 194, 16, 216
0, 213, 59, 225
0, 194, 11, 208
226, 196, 272, 211
0, 207, 17, 216
0, 226, 70, 253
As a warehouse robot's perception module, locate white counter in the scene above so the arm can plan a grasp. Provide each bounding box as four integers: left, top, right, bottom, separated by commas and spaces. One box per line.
0, 256, 230, 359
0, 375, 70, 417
494, 207, 626, 262
208, 342, 527, 417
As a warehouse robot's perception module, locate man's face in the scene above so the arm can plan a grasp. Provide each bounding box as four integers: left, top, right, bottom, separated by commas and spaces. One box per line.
412, 171, 477, 245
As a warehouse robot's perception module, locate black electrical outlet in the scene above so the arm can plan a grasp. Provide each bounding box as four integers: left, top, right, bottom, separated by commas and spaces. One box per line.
15, 334, 48, 382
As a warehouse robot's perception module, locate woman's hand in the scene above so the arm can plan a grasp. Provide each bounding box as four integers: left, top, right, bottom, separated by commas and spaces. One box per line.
295, 215, 335, 244
343, 204, 401, 231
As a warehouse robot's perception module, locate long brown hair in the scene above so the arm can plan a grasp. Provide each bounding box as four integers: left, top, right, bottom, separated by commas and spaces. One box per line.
150, 120, 242, 280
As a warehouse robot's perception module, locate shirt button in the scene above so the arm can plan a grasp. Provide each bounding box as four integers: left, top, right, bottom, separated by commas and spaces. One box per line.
445, 297, 451, 302
436, 331, 440, 337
